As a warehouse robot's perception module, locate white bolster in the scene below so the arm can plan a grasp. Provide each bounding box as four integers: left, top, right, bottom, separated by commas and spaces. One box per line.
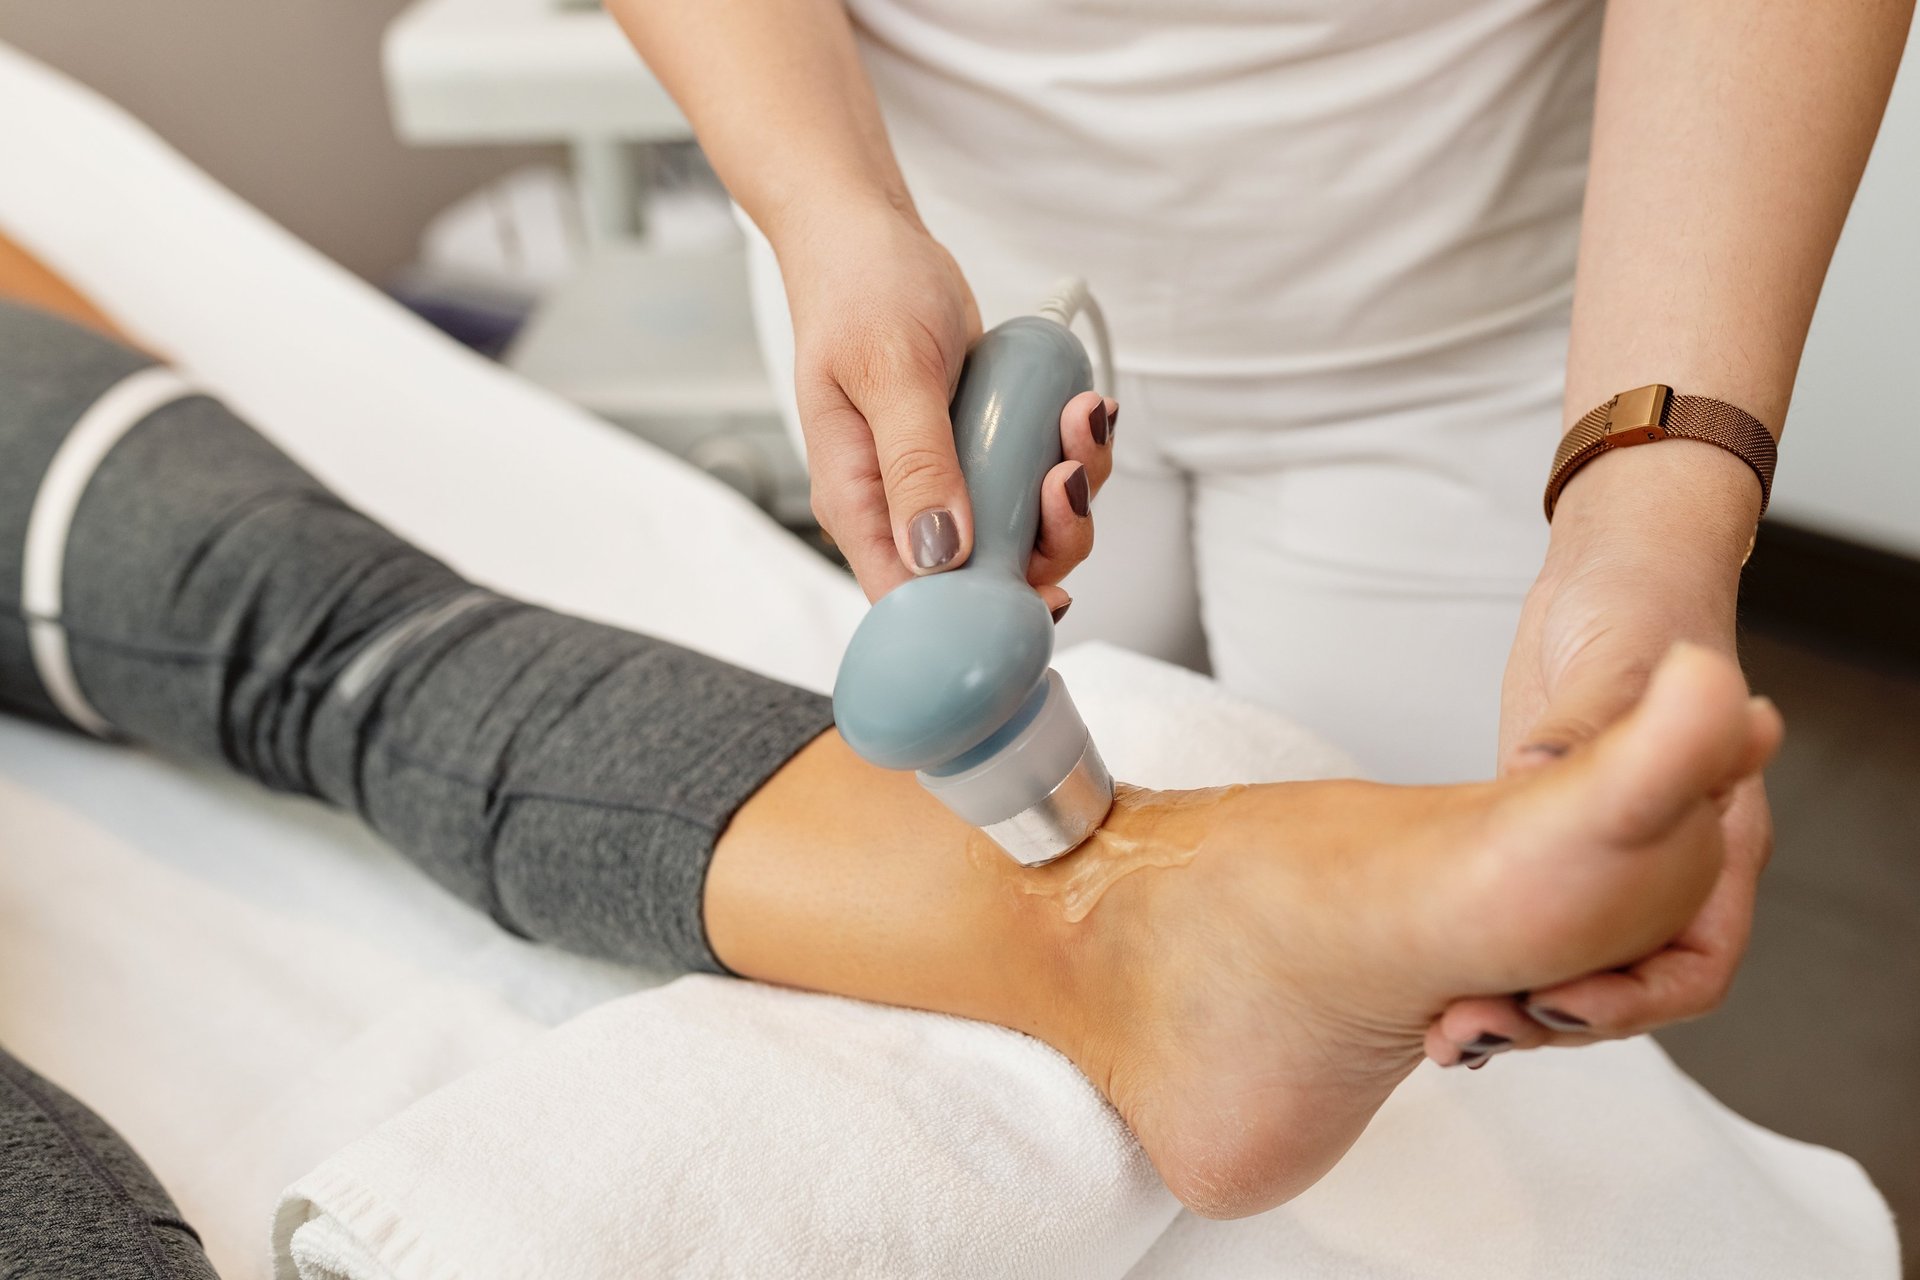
22, 366, 198, 736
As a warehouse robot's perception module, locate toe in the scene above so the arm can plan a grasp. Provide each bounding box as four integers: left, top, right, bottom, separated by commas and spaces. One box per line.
1462, 643, 1772, 997
1586, 643, 1769, 847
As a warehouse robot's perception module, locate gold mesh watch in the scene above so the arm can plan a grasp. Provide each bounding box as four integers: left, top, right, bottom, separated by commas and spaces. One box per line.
1544, 384, 1778, 521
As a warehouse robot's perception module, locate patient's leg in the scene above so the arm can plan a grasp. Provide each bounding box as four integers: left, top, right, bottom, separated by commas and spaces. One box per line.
0, 250, 830, 1274
0, 296, 831, 972
0, 294, 1778, 1223
0, 1045, 217, 1279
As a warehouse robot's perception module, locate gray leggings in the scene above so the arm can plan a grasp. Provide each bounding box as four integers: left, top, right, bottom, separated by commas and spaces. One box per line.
0, 302, 834, 1276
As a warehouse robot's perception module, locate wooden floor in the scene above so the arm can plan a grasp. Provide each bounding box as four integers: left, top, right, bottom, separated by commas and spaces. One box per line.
1656, 624, 1920, 1274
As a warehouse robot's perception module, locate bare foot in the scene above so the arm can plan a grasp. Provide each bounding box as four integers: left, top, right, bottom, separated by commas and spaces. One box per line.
1036, 643, 1781, 1218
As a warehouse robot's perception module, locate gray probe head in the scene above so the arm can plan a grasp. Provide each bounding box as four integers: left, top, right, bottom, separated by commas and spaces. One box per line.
832, 315, 1115, 864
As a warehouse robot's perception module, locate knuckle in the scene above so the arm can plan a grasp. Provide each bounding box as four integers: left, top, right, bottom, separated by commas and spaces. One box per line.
807, 475, 867, 532
801, 398, 867, 447
1075, 521, 1105, 564
881, 442, 955, 498
1662, 979, 1729, 1025
863, 330, 951, 401
1695, 971, 1736, 1014
1050, 529, 1092, 570
895, 328, 953, 387
807, 487, 838, 532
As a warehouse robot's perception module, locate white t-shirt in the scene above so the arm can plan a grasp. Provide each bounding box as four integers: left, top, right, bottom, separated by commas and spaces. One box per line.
848, 0, 1601, 376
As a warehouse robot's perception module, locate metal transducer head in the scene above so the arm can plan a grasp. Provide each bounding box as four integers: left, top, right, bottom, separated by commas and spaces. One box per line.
832, 296, 1115, 865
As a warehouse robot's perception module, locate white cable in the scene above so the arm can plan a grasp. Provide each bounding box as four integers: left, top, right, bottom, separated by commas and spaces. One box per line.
22, 366, 198, 737
1034, 277, 1114, 398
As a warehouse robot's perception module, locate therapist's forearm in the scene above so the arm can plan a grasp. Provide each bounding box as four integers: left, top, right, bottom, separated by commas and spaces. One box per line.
1552, 0, 1912, 554
608, 0, 916, 247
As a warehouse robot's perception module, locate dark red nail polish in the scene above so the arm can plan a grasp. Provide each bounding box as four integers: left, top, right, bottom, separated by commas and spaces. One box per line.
1050, 600, 1072, 624
1088, 400, 1110, 446
1462, 1033, 1511, 1054
1065, 463, 1091, 518
1456, 1048, 1491, 1069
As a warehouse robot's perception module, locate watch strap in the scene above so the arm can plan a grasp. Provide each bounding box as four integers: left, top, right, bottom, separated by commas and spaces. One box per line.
1544, 384, 1777, 521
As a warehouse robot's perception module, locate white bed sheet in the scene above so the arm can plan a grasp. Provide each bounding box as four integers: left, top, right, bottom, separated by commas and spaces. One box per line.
0, 39, 1899, 1280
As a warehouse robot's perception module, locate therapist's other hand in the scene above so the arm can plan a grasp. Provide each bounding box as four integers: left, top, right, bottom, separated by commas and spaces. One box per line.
1430, 441, 1772, 1064
778, 203, 1116, 604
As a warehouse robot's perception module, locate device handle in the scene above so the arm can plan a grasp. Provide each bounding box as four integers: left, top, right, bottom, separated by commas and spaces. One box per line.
949, 316, 1095, 580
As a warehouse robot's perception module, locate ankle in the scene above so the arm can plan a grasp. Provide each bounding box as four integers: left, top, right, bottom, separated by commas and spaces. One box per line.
987, 786, 1232, 1100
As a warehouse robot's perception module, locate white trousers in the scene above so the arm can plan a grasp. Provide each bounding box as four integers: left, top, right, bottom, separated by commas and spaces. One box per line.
747, 232, 1561, 784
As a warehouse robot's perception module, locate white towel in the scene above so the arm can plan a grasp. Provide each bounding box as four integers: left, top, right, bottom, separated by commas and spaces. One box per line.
273, 646, 1899, 1280
274, 977, 1173, 1280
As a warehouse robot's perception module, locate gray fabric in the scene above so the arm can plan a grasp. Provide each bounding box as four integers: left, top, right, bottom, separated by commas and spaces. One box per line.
0, 300, 833, 972
0, 304, 149, 726
0, 1045, 217, 1280
0, 302, 836, 1274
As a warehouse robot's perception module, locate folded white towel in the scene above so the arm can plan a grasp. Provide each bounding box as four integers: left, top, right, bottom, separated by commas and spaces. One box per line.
274, 646, 1899, 1280
276, 976, 1174, 1280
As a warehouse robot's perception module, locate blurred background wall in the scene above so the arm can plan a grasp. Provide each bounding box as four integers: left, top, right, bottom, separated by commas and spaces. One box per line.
0, 0, 556, 282
1771, 13, 1920, 557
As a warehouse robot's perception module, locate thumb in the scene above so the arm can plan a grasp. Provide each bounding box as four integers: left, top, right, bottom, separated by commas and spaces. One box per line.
861, 372, 973, 577
1503, 663, 1643, 777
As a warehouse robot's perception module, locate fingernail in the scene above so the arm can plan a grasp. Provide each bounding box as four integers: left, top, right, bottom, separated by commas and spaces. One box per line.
1051, 600, 1072, 624
1526, 1004, 1590, 1032
908, 508, 960, 571
1462, 1033, 1512, 1055
1065, 463, 1091, 518
1088, 400, 1110, 446
1456, 1049, 1492, 1070
1467, 1055, 1492, 1071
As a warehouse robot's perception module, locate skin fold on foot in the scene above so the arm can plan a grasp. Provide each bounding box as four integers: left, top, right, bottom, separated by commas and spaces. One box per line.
710, 643, 1781, 1219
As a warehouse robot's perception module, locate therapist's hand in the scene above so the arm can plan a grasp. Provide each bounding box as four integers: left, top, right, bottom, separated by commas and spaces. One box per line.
776, 202, 1116, 605
1432, 441, 1772, 1060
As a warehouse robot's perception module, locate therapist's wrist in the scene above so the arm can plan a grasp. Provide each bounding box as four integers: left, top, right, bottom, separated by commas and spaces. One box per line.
1543, 437, 1762, 591
761, 181, 925, 271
